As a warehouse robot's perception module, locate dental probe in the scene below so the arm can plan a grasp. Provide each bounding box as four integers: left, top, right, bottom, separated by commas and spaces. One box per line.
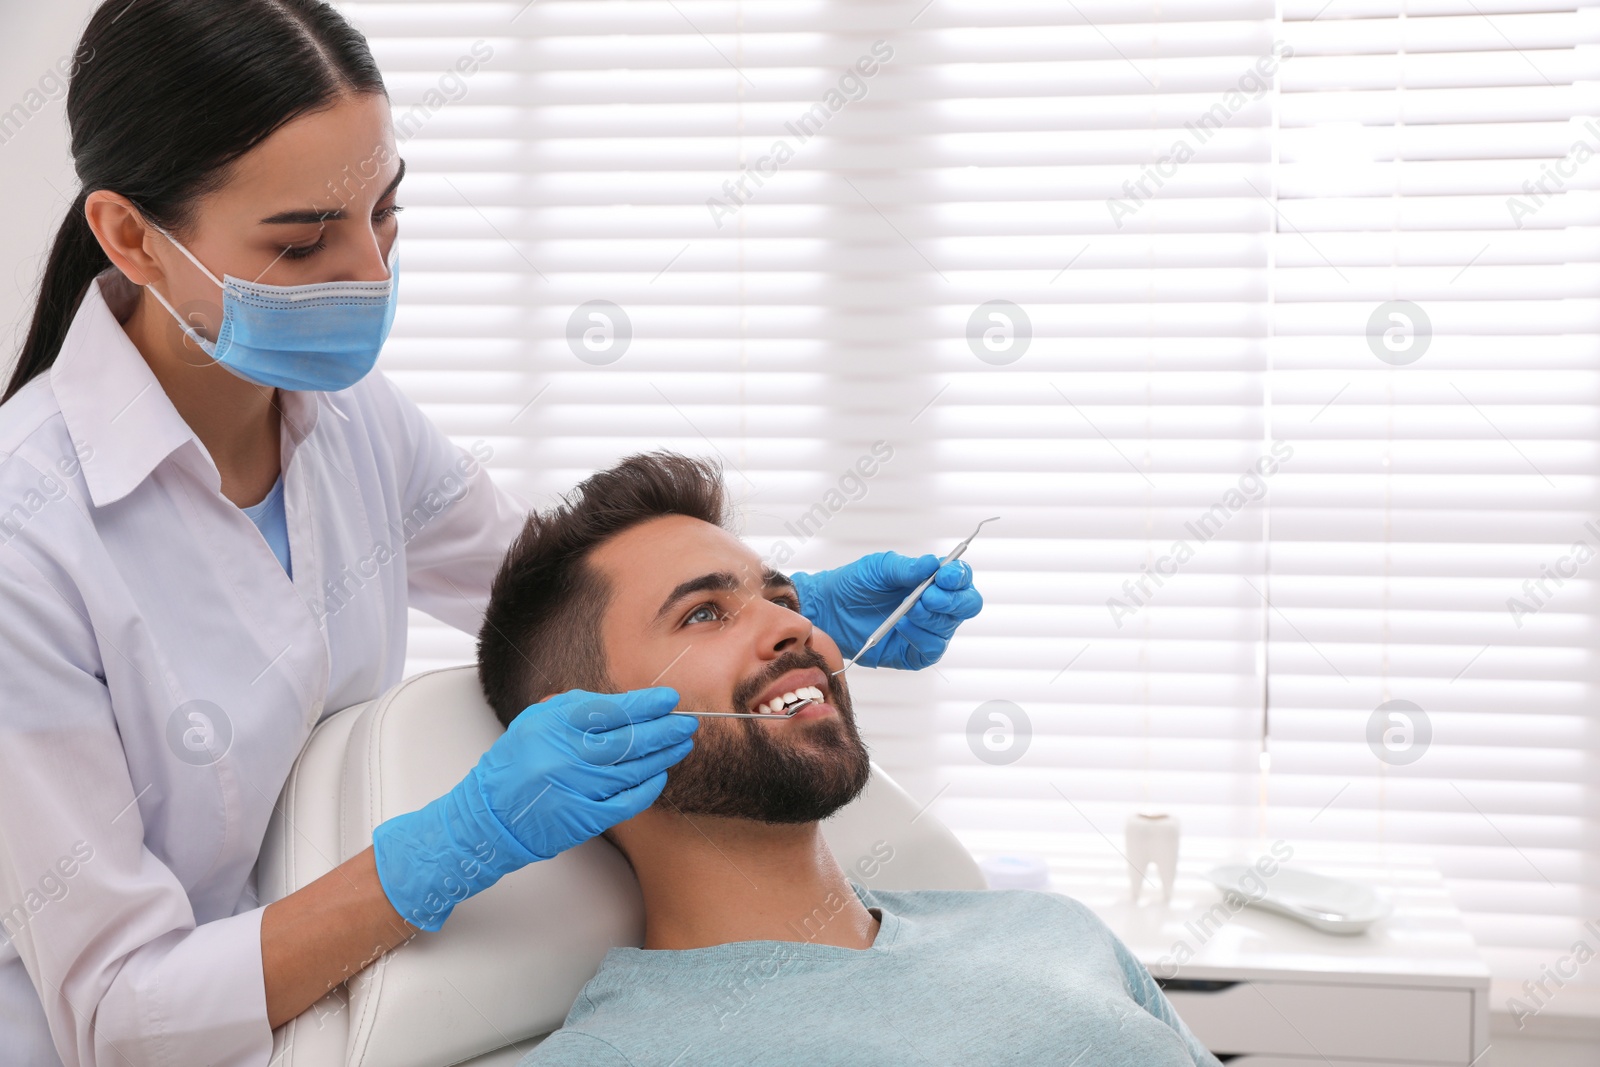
830, 515, 1001, 677
670, 516, 1000, 718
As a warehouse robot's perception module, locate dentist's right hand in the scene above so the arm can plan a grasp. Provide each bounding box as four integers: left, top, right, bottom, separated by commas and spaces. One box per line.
371, 686, 697, 931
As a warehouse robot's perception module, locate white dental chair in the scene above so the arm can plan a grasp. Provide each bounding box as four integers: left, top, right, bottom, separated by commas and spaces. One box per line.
257, 666, 985, 1067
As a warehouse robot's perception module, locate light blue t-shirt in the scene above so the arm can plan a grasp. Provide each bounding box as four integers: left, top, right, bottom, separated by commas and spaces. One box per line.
240, 474, 291, 578
521, 883, 1220, 1067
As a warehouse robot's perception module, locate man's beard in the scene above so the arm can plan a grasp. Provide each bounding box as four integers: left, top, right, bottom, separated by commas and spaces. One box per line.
657, 648, 871, 824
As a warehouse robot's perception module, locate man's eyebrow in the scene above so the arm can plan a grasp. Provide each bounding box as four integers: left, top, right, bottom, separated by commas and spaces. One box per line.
258, 157, 407, 225
653, 567, 795, 625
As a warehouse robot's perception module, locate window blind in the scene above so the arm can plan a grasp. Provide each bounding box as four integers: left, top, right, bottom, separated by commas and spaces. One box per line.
340, 0, 1599, 1000
1262, 0, 1600, 1005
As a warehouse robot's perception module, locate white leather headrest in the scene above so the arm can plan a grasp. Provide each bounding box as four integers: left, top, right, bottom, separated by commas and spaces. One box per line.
263, 666, 984, 1067
338, 669, 644, 1067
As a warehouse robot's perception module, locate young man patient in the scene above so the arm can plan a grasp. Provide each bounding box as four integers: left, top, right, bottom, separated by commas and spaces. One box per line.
475, 451, 1220, 1067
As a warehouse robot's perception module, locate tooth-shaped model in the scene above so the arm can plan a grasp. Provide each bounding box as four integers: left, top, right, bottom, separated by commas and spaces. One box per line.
1124, 811, 1180, 905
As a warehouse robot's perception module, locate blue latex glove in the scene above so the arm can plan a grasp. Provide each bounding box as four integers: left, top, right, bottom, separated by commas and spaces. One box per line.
371, 686, 696, 931
790, 551, 983, 670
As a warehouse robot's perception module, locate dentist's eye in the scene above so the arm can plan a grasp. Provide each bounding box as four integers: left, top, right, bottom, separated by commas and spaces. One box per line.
281, 236, 327, 261
374, 203, 405, 223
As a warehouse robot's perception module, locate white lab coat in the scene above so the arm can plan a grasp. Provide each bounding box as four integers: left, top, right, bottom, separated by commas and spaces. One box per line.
0, 271, 528, 1066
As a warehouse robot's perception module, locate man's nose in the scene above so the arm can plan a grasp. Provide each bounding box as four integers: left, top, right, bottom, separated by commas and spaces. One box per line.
761, 596, 814, 652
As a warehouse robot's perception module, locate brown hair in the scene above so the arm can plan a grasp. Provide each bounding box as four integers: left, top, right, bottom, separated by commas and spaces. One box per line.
477, 450, 732, 726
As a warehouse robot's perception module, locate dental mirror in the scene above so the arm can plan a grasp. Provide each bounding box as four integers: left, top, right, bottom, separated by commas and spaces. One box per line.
679, 702, 816, 719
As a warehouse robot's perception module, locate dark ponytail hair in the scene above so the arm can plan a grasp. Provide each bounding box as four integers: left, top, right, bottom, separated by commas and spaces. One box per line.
3, 0, 386, 403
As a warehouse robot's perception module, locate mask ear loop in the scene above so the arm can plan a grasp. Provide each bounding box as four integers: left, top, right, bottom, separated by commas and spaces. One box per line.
141, 221, 227, 368
149, 222, 226, 288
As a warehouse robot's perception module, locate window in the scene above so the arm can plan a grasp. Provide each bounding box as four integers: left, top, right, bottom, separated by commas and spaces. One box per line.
345, 0, 1599, 998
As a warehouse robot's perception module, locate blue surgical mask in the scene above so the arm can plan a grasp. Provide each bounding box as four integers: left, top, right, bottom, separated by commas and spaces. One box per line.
145, 225, 398, 393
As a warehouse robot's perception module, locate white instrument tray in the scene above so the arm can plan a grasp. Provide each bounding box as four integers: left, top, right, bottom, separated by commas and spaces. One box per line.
1204, 864, 1393, 935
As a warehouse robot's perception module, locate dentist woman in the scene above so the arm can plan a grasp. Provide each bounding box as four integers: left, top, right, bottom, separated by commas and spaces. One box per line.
0, 2, 983, 1064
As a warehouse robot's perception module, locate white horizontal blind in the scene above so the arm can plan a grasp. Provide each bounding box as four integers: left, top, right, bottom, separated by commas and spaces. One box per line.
1263, 0, 1600, 999
341, 0, 1599, 996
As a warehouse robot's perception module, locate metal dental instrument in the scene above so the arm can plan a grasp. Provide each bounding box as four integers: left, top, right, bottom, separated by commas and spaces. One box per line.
678, 702, 818, 719
830, 516, 1001, 676
670, 516, 999, 717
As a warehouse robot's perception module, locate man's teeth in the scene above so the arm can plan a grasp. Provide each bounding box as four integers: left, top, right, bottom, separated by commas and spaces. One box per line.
756, 685, 825, 715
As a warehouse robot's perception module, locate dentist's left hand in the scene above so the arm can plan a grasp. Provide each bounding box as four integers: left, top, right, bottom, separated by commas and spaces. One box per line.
791, 551, 984, 670
371, 686, 696, 931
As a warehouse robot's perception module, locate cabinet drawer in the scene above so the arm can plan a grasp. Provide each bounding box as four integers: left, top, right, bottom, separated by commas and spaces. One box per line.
1225, 1060, 1430, 1067
1163, 980, 1473, 1063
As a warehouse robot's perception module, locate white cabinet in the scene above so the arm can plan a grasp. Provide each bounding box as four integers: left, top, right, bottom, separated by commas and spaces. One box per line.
1224, 1061, 1456, 1067
1163, 978, 1478, 1063
960, 836, 1493, 1065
